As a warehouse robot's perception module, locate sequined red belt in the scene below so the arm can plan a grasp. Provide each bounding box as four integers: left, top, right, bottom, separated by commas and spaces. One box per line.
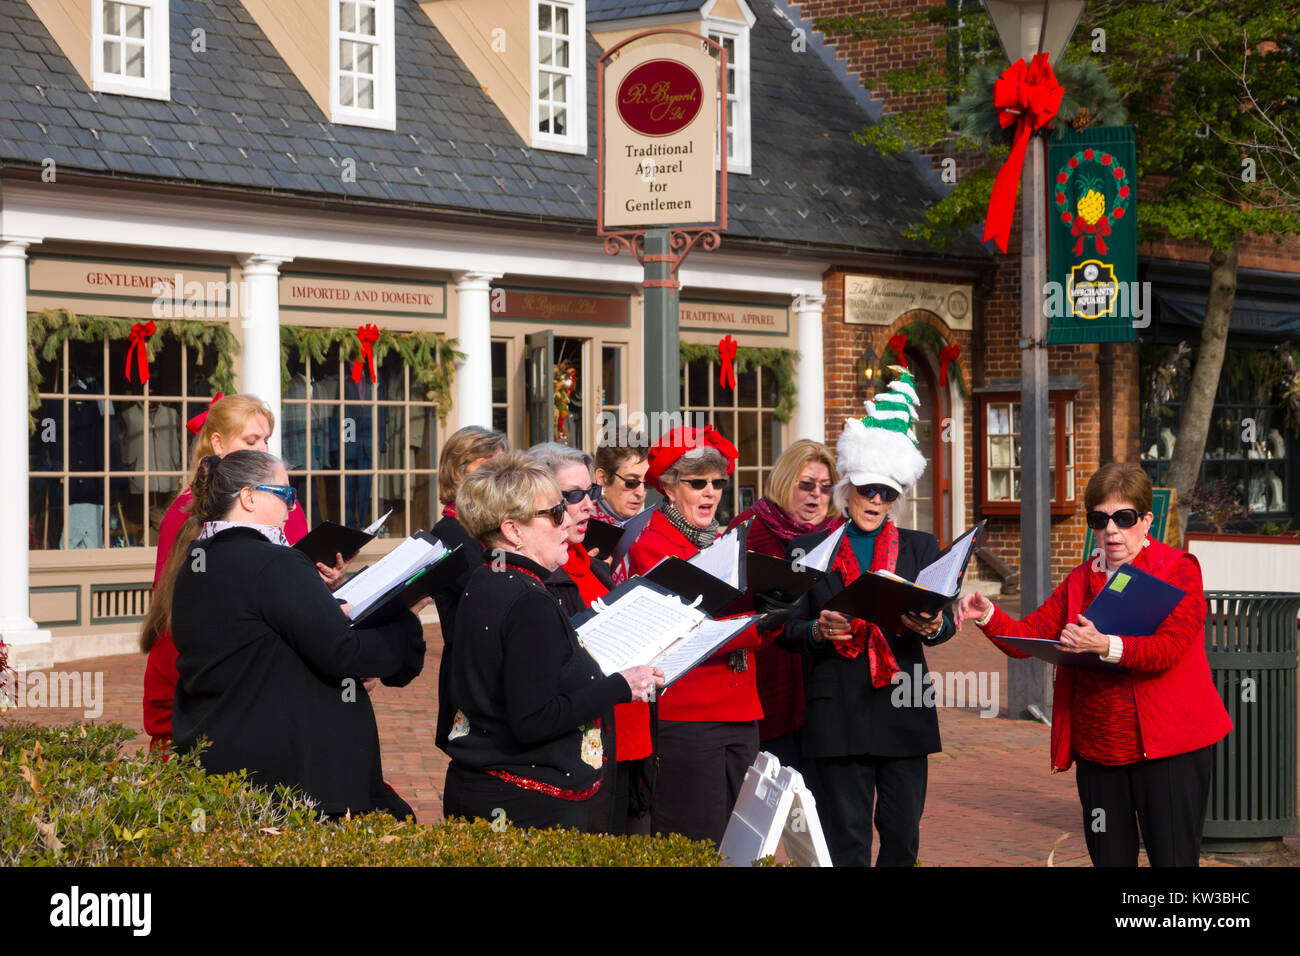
485, 769, 602, 802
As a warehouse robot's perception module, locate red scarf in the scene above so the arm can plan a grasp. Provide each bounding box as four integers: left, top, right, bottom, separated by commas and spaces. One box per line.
562, 544, 609, 608
441, 504, 456, 519
830, 520, 903, 688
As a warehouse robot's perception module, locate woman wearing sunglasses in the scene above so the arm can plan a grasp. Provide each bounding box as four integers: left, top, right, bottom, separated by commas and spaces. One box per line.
593, 433, 650, 524
624, 424, 763, 844
726, 439, 842, 790
784, 369, 955, 866
162, 450, 427, 819
141, 394, 350, 754
956, 462, 1231, 866
443, 451, 663, 830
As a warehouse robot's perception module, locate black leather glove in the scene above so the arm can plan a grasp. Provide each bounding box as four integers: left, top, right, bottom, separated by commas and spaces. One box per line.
754, 591, 799, 633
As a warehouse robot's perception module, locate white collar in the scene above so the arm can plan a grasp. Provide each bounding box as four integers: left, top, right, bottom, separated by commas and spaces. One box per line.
198, 521, 289, 547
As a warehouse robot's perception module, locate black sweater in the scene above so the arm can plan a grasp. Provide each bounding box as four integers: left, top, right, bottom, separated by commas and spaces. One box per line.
447, 551, 630, 791
430, 514, 487, 750
171, 527, 426, 815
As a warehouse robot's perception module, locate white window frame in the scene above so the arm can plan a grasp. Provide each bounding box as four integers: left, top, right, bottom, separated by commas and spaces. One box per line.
530, 0, 588, 155
704, 15, 752, 175
91, 0, 171, 101
329, 0, 397, 131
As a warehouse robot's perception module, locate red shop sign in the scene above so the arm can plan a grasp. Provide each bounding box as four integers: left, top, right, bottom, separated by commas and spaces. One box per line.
616, 59, 704, 137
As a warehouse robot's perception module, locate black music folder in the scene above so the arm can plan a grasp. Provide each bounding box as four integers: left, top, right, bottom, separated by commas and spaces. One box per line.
582, 518, 625, 557
294, 509, 392, 565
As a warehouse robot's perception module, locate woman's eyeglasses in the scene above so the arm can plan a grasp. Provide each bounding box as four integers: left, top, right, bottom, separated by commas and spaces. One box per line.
237, 484, 297, 509
1086, 508, 1141, 530
561, 484, 603, 505
853, 483, 899, 503
796, 479, 834, 496
682, 478, 728, 491
534, 501, 567, 526
613, 473, 645, 490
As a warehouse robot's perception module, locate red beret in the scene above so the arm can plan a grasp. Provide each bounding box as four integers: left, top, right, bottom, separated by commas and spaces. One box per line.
645, 425, 738, 493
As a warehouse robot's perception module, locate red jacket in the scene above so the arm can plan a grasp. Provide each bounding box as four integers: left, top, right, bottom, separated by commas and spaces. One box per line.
625, 510, 762, 723
981, 537, 1232, 771
143, 489, 309, 750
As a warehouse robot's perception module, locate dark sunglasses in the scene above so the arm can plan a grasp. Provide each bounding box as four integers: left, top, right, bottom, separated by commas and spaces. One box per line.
534, 501, 567, 527
796, 479, 834, 496
613, 473, 645, 490
561, 484, 603, 505
237, 484, 297, 509
682, 478, 728, 491
1086, 508, 1141, 530
853, 483, 899, 503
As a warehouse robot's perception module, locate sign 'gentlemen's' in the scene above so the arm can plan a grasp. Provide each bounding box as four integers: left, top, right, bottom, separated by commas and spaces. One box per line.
602, 41, 719, 229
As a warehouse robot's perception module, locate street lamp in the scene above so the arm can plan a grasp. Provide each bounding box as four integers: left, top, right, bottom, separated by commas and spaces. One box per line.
982, 0, 1083, 722
859, 344, 880, 398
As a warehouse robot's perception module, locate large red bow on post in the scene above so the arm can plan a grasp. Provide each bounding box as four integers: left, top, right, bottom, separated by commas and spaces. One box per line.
186, 393, 225, 435
124, 321, 156, 384
351, 324, 380, 385
939, 343, 961, 386
888, 332, 909, 369
983, 52, 1064, 254
717, 335, 738, 390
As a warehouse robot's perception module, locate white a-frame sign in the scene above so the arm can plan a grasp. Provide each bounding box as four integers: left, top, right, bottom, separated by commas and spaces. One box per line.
719, 752, 832, 867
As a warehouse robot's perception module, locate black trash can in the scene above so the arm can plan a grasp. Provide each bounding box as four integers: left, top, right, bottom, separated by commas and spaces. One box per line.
1202, 591, 1300, 851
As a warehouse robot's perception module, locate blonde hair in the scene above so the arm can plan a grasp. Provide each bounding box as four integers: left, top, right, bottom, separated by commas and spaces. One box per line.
439, 426, 510, 505
767, 439, 840, 519
189, 394, 276, 483
456, 451, 560, 547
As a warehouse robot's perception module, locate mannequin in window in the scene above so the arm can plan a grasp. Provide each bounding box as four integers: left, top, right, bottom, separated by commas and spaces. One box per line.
67, 372, 108, 549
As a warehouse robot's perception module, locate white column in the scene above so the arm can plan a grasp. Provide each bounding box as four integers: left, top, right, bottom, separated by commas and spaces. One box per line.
238, 255, 291, 458
793, 292, 827, 443
0, 237, 52, 665
453, 271, 502, 429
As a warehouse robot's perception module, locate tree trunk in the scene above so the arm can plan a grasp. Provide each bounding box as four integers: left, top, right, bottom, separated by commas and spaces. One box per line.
1165, 241, 1239, 543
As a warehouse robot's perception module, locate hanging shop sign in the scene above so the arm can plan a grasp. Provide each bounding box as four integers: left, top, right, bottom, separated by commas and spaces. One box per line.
843, 275, 973, 331
1046, 125, 1139, 344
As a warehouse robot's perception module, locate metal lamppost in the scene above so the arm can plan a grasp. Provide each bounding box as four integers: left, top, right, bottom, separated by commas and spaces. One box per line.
982, 0, 1084, 720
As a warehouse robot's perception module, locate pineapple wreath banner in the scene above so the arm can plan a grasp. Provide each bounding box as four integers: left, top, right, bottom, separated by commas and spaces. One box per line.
1046, 125, 1139, 345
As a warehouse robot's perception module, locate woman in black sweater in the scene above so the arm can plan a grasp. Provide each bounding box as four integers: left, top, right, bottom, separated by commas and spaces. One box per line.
166, 450, 427, 819
443, 451, 663, 830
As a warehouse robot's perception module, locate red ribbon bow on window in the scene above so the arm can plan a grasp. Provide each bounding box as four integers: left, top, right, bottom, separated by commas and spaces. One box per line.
983, 52, 1063, 254
717, 335, 738, 390
124, 321, 156, 384
939, 343, 961, 386
351, 324, 380, 385
186, 393, 225, 436
888, 332, 909, 369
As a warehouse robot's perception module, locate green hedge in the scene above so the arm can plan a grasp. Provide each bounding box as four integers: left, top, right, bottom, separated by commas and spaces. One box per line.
1, 722, 725, 867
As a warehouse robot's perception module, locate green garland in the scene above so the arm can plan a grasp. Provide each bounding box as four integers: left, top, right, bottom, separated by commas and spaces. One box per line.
879, 321, 969, 397
280, 325, 463, 423
27, 308, 238, 433
679, 342, 800, 422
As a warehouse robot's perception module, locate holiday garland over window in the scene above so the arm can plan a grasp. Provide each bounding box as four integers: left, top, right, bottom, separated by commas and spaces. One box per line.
679, 343, 799, 422
879, 321, 969, 397
279, 325, 463, 423
27, 308, 239, 432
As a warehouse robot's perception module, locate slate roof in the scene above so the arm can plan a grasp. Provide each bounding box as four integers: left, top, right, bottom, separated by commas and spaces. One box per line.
587, 1, 706, 21
0, 0, 988, 261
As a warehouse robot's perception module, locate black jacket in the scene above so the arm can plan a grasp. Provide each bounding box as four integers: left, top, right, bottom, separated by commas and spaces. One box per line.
431, 514, 487, 750
171, 527, 425, 815
785, 526, 956, 759
544, 553, 615, 618
447, 551, 630, 791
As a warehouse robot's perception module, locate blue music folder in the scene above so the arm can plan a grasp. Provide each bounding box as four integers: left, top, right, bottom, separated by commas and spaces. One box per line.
1082, 563, 1185, 637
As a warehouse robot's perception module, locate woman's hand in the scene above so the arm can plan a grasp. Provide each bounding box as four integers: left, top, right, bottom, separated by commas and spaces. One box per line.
618, 665, 666, 702
316, 552, 349, 591
339, 602, 354, 618
816, 609, 854, 642
1060, 613, 1110, 655
955, 592, 993, 630
407, 596, 433, 617
901, 610, 943, 637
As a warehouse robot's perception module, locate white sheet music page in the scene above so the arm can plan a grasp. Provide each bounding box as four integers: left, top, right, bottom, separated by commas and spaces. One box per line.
655, 614, 758, 685
914, 525, 979, 597
688, 525, 743, 587
335, 535, 443, 615
363, 509, 394, 536
576, 585, 704, 675
798, 523, 847, 573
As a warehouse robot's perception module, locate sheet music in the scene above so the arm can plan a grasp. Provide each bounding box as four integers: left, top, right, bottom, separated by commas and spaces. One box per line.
689, 525, 743, 587
362, 509, 393, 536
797, 524, 846, 573
576, 586, 703, 674
914, 525, 979, 597
335, 534, 446, 616
655, 614, 758, 685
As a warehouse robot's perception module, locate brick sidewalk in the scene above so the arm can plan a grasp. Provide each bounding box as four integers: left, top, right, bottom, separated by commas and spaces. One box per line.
7, 608, 1297, 866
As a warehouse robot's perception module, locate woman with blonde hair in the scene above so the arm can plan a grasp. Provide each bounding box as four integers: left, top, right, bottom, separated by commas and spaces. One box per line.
141, 394, 348, 752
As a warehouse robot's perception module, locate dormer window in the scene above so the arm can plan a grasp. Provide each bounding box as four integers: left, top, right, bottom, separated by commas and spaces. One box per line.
531, 0, 587, 154
330, 0, 397, 130
705, 9, 752, 175
92, 0, 170, 100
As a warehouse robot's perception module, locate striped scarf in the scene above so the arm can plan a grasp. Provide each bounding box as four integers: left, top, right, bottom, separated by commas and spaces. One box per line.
658, 503, 719, 551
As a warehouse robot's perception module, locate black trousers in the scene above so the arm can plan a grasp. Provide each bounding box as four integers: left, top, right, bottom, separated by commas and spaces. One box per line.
760, 728, 824, 811
1074, 746, 1213, 867
814, 753, 928, 867
442, 760, 589, 831
652, 719, 758, 845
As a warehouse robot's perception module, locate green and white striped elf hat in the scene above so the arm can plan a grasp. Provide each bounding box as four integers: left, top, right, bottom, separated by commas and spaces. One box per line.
837, 365, 927, 494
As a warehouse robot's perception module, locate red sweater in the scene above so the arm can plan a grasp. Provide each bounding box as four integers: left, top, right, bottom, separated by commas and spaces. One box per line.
980, 537, 1232, 771
625, 510, 763, 723
143, 489, 309, 750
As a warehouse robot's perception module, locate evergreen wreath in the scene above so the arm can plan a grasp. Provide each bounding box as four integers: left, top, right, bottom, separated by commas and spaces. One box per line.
879, 321, 969, 397
678, 343, 800, 422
